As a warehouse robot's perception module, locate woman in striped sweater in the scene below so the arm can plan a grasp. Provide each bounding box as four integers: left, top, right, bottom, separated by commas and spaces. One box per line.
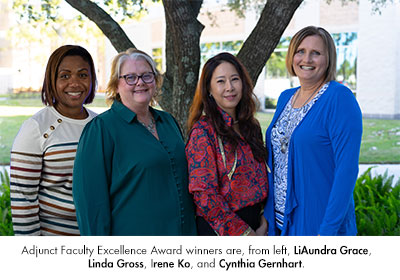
10, 45, 97, 235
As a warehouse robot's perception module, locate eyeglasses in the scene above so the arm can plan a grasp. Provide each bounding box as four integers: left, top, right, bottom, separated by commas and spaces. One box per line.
119, 72, 155, 85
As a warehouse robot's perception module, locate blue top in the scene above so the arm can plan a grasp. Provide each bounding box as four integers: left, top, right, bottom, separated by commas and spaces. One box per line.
264, 81, 363, 236
271, 83, 328, 230
73, 101, 197, 236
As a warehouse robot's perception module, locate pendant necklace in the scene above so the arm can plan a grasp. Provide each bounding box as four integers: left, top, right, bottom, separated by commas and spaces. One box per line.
280, 86, 320, 153
138, 114, 156, 136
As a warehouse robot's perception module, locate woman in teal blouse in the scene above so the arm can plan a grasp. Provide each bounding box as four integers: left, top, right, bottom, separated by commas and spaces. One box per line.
73, 48, 197, 235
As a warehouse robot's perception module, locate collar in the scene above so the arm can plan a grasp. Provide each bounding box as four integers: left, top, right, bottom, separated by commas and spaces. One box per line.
217, 106, 235, 127
111, 101, 161, 123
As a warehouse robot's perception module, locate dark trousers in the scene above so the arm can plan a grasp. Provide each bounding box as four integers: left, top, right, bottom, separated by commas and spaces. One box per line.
196, 203, 262, 236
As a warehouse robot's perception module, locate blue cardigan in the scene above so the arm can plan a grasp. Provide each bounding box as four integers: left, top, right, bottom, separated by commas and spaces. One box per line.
264, 81, 362, 236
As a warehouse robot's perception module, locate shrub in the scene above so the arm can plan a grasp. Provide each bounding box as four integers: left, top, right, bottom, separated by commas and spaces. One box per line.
0, 169, 14, 236
354, 167, 400, 235
1, 167, 399, 236
264, 97, 277, 109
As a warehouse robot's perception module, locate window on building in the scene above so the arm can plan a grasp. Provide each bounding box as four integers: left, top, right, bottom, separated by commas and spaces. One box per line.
332, 32, 357, 90
152, 48, 163, 72
265, 33, 357, 90
200, 40, 243, 64
265, 36, 291, 79
222, 40, 243, 53
201, 42, 220, 63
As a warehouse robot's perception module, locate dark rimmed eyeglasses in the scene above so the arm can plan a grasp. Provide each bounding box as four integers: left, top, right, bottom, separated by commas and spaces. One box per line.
119, 72, 155, 85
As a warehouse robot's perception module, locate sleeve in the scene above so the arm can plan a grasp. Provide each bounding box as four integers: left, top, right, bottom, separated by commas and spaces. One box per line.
72, 117, 113, 236
318, 89, 363, 235
10, 118, 43, 235
186, 127, 249, 236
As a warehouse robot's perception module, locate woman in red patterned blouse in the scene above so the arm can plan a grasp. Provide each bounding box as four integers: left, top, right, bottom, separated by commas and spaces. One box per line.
186, 52, 269, 236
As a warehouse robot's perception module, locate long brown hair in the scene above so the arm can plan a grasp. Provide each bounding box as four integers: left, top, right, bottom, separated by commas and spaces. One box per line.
188, 52, 267, 162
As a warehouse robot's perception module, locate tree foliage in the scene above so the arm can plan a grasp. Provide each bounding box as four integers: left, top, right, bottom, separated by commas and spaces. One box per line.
12, 0, 303, 134
13, 0, 391, 134
12, 0, 61, 23
326, 0, 393, 14
10, 0, 103, 47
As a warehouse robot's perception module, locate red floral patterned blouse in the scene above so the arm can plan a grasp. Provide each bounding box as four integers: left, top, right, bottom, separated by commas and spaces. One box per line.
186, 110, 268, 236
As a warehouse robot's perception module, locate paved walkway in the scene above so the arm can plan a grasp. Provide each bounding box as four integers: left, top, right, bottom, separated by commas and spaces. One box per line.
359, 164, 400, 183
0, 106, 107, 116
1, 164, 399, 183
0, 106, 42, 116
1, 106, 399, 183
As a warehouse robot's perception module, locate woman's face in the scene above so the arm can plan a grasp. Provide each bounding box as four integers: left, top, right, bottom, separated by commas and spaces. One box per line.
292, 35, 328, 86
117, 57, 156, 111
54, 55, 92, 117
209, 61, 243, 118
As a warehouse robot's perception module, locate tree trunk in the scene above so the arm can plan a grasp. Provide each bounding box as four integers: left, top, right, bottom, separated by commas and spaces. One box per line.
65, 0, 304, 136
161, 0, 204, 136
65, 0, 135, 52
238, 0, 304, 86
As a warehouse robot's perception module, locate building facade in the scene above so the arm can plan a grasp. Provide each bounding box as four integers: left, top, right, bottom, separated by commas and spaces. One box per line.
0, 0, 13, 93
1, 0, 399, 119
104, 0, 399, 119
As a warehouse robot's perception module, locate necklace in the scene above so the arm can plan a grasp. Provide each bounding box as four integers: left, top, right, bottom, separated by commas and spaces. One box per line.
279, 86, 320, 153
218, 136, 237, 180
138, 114, 156, 136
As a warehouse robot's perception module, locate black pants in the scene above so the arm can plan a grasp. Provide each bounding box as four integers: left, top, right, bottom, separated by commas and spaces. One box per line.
196, 203, 262, 236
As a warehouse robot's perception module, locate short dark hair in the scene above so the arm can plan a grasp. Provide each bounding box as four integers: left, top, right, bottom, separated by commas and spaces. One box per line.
41, 45, 97, 106
286, 26, 337, 83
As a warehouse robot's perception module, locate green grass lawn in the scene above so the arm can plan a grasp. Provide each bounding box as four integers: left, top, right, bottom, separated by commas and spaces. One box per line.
256, 112, 273, 134
0, 115, 30, 164
0, 96, 399, 164
360, 119, 400, 163
0, 94, 109, 164
255, 113, 400, 164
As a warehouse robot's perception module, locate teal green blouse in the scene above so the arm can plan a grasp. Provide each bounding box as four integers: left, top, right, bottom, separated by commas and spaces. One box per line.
73, 101, 197, 235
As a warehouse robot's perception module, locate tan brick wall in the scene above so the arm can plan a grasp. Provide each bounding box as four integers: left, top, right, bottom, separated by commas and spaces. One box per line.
320, 0, 358, 26
0, 1, 12, 68
199, 9, 244, 37
151, 19, 164, 44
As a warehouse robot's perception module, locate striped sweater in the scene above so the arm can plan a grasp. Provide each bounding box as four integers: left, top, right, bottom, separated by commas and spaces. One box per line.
10, 106, 96, 235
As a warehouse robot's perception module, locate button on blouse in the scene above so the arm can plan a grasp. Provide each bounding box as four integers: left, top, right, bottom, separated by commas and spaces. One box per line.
73, 101, 197, 236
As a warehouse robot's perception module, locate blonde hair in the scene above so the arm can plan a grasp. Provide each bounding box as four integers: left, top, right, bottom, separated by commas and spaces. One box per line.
106, 48, 162, 106
286, 26, 337, 83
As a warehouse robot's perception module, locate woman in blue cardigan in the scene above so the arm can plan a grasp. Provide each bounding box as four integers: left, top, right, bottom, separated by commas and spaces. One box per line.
264, 26, 362, 236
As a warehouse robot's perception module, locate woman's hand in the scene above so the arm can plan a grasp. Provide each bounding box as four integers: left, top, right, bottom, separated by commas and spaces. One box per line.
255, 216, 268, 236
248, 230, 257, 236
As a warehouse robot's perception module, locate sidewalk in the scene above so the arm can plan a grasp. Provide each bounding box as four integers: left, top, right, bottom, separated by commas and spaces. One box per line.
0, 106, 42, 116
1, 164, 399, 183
0, 106, 107, 116
1, 107, 399, 183
359, 164, 400, 183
